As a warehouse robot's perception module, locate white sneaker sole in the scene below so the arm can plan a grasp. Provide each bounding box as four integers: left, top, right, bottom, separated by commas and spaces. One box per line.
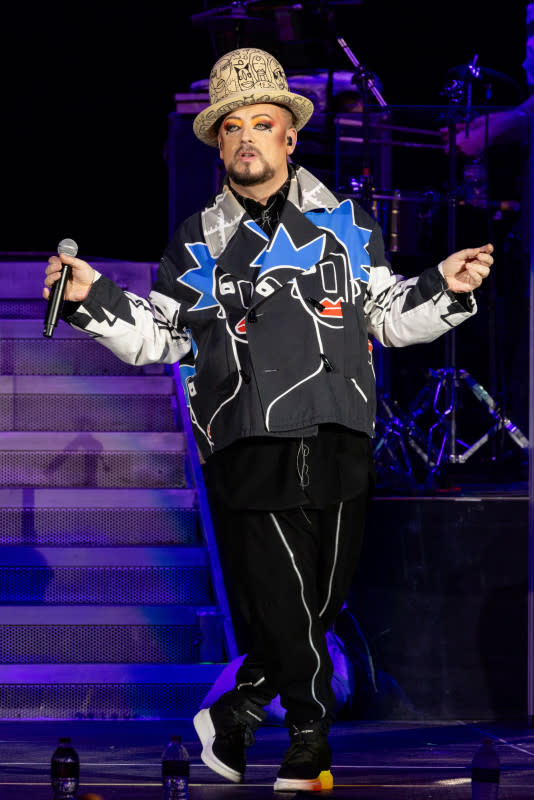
193, 708, 243, 784
274, 769, 333, 792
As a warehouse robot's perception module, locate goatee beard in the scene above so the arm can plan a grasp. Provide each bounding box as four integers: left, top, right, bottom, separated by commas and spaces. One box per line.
227, 161, 275, 187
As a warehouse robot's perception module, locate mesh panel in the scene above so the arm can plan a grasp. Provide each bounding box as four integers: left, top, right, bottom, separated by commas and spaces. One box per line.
0, 451, 186, 488
0, 507, 198, 545
0, 624, 199, 663
0, 396, 12, 424
0, 566, 212, 604
0, 394, 176, 432
0, 682, 211, 719
0, 339, 151, 376
0, 300, 47, 319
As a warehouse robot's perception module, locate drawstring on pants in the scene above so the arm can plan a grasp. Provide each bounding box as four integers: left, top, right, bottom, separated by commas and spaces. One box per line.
297, 438, 310, 490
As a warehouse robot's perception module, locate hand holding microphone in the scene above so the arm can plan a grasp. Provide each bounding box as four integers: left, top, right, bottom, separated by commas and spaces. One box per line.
43, 239, 95, 338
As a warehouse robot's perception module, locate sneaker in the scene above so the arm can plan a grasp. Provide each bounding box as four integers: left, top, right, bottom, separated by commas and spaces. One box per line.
193, 691, 266, 783
274, 721, 333, 792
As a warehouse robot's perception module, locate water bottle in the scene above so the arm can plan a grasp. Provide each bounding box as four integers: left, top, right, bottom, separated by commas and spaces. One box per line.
471, 737, 500, 799
51, 737, 79, 799
161, 735, 190, 800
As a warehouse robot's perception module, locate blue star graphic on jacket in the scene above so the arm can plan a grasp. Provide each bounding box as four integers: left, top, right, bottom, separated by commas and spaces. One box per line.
305, 200, 372, 283
249, 222, 326, 277
177, 243, 218, 311
179, 335, 198, 406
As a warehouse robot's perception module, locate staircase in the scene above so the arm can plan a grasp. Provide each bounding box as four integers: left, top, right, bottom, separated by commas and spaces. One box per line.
0, 255, 237, 720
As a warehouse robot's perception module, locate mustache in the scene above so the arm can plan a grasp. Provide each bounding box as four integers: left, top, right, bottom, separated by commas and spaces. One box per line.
235, 145, 260, 157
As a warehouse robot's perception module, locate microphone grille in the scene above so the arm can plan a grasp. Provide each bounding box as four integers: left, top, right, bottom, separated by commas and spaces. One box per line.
57, 238, 78, 257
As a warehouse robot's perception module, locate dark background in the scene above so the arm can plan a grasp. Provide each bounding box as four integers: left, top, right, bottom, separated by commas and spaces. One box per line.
3, 0, 528, 262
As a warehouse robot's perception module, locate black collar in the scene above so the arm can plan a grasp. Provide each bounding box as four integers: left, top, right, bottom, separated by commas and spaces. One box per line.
229, 170, 292, 238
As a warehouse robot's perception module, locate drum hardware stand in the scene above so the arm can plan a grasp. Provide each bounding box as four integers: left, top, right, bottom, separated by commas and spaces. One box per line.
371, 58, 529, 490
373, 390, 441, 492
404, 368, 528, 482
336, 36, 388, 214
374, 364, 529, 492
387, 59, 529, 488
313, 2, 371, 168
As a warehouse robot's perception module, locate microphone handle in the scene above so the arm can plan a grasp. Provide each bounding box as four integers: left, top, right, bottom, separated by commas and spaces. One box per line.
43, 261, 71, 338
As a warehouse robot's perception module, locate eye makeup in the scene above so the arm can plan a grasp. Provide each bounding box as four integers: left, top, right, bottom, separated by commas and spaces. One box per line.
251, 115, 273, 130
222, 114, 275, 134
223, 118, 243, 133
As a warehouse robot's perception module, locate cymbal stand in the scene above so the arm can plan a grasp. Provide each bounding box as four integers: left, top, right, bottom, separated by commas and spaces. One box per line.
439, 72, 464, 465
336, 36, 388, 214
426, 368, 528, 461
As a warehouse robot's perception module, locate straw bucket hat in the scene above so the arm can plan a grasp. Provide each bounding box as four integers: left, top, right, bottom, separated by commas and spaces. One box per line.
193, 47, 315, 146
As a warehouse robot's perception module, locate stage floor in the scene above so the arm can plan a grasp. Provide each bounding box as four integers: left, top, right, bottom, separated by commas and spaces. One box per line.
1, 718, 533, 798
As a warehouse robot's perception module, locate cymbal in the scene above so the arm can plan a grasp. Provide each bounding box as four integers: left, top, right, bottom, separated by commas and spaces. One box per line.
191, 14, 276, 32
446, 64, 522, 90
190, 3, 277, 31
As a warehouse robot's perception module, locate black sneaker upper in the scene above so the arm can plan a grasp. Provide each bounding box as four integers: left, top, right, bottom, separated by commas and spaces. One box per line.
210, 691, 267, 775
277, 721, 332, 780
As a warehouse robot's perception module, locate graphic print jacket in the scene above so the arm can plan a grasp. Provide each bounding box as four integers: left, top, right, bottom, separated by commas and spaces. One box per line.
66, 165, 477, 461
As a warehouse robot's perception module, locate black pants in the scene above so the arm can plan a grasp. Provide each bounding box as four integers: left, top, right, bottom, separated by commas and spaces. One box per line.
209, 492, 370, 726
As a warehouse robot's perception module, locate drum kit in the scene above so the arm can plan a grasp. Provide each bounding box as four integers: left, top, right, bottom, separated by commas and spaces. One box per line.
189, 1, 529, 492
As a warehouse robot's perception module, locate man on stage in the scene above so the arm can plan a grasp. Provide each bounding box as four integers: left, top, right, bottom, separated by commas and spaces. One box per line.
43, 47, 493, 792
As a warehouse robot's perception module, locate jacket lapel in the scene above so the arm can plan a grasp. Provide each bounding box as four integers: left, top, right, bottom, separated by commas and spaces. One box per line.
201, 167, 342, 298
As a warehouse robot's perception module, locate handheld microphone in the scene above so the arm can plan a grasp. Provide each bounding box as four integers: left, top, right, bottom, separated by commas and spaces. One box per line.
43, 238, 78, 338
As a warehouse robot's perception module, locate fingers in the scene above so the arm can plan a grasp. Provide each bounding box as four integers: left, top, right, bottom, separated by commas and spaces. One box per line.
46, 253, 82, 271
44, 256, 63, 288
44, 252, 94, 304
442, 243, 493, 293
475, 253, 494, 269
468, 251, 494, 270
44, 254, 74, 290
471, 252, 494, 274
466, 262, 491, 284
457, 244, 494, 261
462, 248, 493, 289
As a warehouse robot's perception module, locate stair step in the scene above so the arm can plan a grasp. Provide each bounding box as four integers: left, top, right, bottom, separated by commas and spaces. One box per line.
0, 663, 224, 720
0, 545, 208, 566
0, 375, 175, 391
0, 299, 48, 319
0, 662, 224, 681
0, 605, 222, 665
0, 321, 165, 376
0, 432, 187, 488
0, 562, 213, 605
0, 605, 218, 623
0, 488, 198, 546
0, 257, 154, 299
0, 375, 177, 431
0, 547, 212, 606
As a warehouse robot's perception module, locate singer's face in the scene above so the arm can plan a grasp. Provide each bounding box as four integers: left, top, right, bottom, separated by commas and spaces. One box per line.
217, 103, 296, 189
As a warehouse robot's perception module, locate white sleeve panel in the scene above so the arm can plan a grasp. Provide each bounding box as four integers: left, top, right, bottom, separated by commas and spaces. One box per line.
70, 287, 192, 366
364, 264, 477, 348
